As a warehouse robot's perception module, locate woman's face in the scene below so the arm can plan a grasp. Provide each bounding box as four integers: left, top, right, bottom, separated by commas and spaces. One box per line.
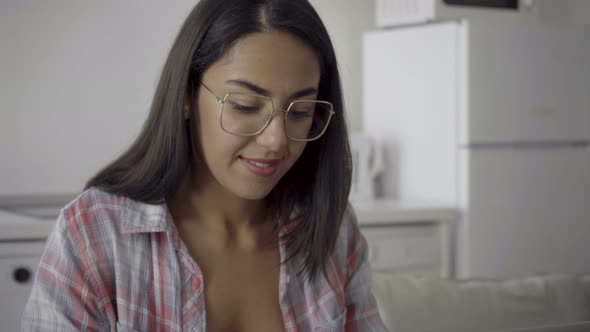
190, 30, 321, 201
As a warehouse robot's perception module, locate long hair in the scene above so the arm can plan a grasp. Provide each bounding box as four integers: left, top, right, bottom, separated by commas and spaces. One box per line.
86, 0, 352, 281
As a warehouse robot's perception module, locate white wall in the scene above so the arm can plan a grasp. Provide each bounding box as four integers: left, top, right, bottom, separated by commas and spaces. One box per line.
570, 0, 590, 24
537, 0, 590, 24
1, 1, 23, 194
310, 0, 375, 131
0, 0, 198, 195
0, 0, 373, 195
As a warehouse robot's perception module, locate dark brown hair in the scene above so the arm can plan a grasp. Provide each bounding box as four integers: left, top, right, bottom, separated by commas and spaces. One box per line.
86, 0, 352, 281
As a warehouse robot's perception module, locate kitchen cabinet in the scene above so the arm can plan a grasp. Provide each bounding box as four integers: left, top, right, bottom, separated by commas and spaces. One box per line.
354, 199, 458, 278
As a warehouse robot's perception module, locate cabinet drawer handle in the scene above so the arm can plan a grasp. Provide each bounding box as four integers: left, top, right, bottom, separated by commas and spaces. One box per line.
13, 267, 32, 284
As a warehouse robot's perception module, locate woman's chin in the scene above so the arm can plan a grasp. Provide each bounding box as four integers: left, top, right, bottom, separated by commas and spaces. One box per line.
231, 183, 275, 201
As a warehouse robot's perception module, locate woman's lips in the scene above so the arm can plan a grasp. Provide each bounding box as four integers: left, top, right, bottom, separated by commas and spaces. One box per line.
239, 157, 280, 177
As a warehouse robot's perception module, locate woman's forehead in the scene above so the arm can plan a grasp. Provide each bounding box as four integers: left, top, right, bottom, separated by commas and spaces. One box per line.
203, 31, 321, 93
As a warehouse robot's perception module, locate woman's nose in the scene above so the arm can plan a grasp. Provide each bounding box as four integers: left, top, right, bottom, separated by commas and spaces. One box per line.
255, 112, 288, 153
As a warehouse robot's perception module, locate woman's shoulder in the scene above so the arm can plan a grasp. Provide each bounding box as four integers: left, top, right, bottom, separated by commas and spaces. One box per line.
55, 187, 168, 238
58, 188, 128, 227
65, 187, 127, 209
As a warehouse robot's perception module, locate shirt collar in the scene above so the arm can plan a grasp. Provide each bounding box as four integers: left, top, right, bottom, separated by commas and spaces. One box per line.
120, 198, 172, 234
118, 195, 300, 240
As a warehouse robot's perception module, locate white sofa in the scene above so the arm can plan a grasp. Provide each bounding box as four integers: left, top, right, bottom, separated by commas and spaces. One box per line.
371, 273, 590, 332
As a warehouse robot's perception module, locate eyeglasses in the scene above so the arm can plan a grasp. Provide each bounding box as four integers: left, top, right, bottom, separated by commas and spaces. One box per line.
200, 83, 334, 141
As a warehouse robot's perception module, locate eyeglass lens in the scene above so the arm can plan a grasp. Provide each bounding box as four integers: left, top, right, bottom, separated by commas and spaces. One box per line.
221, 93, 332, 140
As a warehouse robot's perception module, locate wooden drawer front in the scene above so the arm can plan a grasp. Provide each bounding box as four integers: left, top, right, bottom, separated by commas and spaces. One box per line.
0, 242, 45, 332
361, 225, 441, 274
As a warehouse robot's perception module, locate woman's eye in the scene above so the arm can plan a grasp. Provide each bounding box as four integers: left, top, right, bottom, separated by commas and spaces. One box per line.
289, 110, 313, 119
230, 103, 261, 113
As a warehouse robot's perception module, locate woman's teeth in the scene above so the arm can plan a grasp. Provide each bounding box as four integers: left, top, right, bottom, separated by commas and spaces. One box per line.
248, 161, 270, 168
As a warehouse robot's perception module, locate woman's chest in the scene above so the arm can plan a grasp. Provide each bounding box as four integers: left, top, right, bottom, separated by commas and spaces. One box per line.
111, 235, 346, 332
202, 254, 285, 332
185, 237, 286, 332
112, 240, 286, 331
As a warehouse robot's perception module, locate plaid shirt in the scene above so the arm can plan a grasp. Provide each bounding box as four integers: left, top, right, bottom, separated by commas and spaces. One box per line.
22, 189, 388, 331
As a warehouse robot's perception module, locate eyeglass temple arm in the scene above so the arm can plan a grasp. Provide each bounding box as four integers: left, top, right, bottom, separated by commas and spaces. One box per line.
200, 83, 224, 104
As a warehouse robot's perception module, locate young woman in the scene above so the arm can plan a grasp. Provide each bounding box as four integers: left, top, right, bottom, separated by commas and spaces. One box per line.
22, 0, 388, 331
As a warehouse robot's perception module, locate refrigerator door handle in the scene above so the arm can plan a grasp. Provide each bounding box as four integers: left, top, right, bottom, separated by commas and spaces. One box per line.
461, 140, 589, 150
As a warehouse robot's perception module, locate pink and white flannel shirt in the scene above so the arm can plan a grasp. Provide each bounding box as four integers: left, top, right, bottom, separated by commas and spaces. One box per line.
22, 188, 388, 331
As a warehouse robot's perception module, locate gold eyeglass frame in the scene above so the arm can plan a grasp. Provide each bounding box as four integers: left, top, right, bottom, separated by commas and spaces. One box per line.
200, 83, 334, 142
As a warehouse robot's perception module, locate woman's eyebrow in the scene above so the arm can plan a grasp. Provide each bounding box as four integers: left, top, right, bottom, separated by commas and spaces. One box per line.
226, 79, 318, 99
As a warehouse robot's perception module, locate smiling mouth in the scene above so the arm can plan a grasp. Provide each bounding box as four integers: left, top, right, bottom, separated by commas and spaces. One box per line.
247, 160, 272, 168
239, 157, 280, 177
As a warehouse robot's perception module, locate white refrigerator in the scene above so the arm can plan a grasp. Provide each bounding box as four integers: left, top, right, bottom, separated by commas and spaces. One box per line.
363, 20, 590, 279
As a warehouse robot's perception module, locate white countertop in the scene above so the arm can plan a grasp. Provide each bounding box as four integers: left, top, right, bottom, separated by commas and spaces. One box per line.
351, 199, 459, 225
0, 210, 55, 241
0, 199, 459, 239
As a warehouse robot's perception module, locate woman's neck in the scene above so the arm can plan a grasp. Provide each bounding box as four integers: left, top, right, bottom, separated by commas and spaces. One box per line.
169, 171, 274, 250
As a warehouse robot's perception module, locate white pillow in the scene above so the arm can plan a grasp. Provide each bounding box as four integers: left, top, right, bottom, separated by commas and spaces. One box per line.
371, 273, 590, 332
